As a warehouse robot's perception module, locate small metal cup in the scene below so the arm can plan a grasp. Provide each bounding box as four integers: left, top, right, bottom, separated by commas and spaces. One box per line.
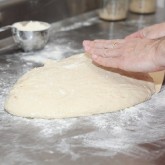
12, 21, 51, 52
0, 21, 51, 52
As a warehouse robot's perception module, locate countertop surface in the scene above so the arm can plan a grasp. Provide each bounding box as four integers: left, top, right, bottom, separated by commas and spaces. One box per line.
0, 9, 165, 165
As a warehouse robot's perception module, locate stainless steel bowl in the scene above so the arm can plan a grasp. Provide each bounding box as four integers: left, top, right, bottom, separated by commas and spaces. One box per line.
12, 21, 51, 52
0, 21, 51, 52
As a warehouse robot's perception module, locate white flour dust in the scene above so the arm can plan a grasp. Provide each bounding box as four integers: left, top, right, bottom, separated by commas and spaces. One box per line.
20, 43, 82, 64
20, 44, 65, 64
52, 97, 165, 160
59, 17, 99, 32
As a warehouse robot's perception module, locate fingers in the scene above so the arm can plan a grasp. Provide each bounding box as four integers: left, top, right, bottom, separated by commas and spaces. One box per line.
83, 39, 124, 57
83, 40, 91, 52
92, 55, 120, 69
91, 48, 121, 58
94, 39, 125, 49
83, 39, 124, 49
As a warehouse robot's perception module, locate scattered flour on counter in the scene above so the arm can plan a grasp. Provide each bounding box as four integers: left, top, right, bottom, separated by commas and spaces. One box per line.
59, 17, 99, 32
21, 43, 82, 64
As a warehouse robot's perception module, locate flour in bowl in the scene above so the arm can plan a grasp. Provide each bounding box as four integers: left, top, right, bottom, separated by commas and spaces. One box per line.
13, 21, 50, 31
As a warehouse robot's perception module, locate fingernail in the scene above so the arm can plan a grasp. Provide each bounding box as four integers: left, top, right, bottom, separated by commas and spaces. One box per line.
83, 40, 90, 47
83, 40, 87, 47
92, 54, 98, 59
84, 46, 90, 52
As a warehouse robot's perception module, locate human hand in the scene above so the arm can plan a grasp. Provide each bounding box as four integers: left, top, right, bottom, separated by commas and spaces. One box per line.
126, 22, 165, 40
83, 38, 165, 73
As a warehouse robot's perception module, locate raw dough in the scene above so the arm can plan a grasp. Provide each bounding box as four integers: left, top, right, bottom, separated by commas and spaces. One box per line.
5, 54, 155, 119
149, 71, 165, 93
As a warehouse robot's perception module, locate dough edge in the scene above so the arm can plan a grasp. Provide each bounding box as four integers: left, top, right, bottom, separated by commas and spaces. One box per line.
5, 53, 160, 119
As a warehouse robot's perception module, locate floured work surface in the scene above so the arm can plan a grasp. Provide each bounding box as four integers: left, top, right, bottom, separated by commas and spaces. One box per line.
1, 53, 165, 164
5, 53, 163, 119
1, 9, 165, 164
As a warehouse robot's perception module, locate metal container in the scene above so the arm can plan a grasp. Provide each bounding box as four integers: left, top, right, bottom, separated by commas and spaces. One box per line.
0, 21, 51, 52
129, 0, 156, 14
99, 0, 129, 21
12, 21, 51, 52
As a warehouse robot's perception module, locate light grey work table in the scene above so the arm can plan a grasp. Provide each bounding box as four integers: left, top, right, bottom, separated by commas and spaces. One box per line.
0, 9, 165, 165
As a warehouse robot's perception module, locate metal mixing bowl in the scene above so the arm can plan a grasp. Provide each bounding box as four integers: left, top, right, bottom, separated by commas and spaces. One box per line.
12, 21, 51, 52
0, 21, 51, 52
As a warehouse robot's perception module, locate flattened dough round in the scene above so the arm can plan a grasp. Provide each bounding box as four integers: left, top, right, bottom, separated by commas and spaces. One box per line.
5, 54, 155, 119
